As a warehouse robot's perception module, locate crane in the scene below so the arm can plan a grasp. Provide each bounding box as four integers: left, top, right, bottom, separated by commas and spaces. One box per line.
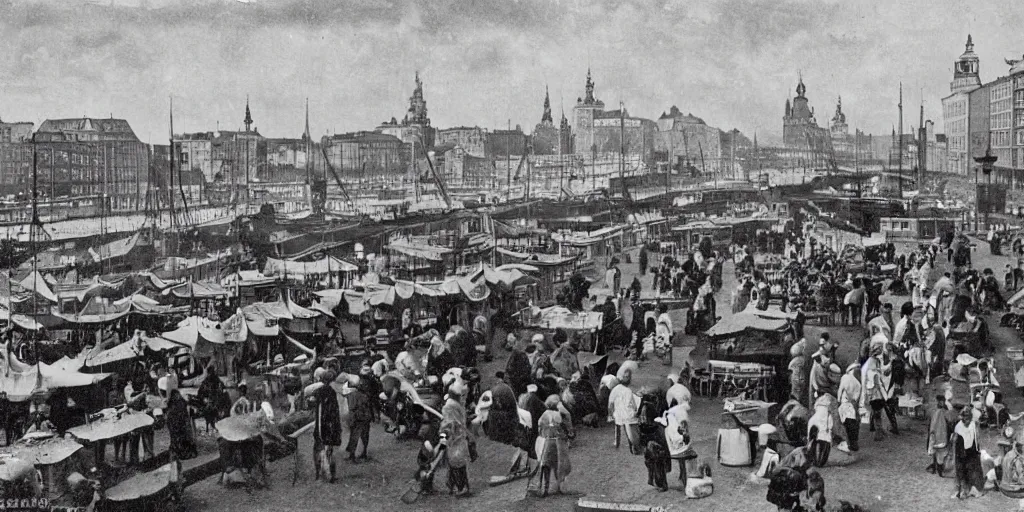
421, 149, 452, 210
320, 145, 353, 206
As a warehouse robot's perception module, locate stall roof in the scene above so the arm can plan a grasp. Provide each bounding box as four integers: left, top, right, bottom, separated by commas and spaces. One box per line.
167, 280, 228, 299
495, 247, 578, 267
264, 255, 358, 277
706, 312, 788, 339
1, 436, 82, 465
386, 242, 452, 262
16, 271, 57, 303
525, 306, 602, 331
0, 348, 111, 402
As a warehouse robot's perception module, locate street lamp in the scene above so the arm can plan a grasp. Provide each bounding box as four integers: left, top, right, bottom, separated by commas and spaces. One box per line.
974, 141, 998, 233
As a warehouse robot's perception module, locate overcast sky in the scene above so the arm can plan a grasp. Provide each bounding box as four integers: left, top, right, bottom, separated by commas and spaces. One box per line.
0, 0, 1021, 145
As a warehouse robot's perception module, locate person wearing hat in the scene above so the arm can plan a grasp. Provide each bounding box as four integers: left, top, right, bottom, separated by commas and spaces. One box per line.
837, 363, 862, 452
504, 335, 532, 398
440, 378, 473, 496
448, 326, 476, 369
535, 394, 572, 496
345, 375, 374, 463
665, 373, 691, 410
926, 394, 955, 477
808, 349, 840, 406
312, 370, 342, 482
806, 395, 835, 467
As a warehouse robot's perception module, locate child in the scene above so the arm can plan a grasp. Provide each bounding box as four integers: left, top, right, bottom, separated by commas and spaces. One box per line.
644, 440, 670, 492
952, 405, 984, 499
805, 468, 826, 511
416, 440, 442, 494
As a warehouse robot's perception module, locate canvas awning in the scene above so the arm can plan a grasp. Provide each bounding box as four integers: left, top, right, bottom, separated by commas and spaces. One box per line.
264, 256, 358, 276
0, 347, 111, 401
706, 312, 788, 339
525, 306, 602, 331
57, 296, 132, 324
1, 436, 82, 465
167, 281, 228, 299
16, 271, 57, 303
85, 337, 146, 367
88, 232, 141, 263
386, 243, 451, 262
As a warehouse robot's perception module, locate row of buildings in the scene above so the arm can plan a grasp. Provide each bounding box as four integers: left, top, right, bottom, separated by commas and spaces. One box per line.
942, 34, 1024, 189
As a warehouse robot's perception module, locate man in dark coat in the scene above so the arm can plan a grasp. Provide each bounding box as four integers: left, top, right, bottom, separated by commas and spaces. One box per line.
448, 328, 476, 369
346, 378, 375, 463
313, 371, 343, 482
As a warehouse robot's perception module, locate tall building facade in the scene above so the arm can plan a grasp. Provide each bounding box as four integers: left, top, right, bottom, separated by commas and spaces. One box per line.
437, 127, 487, 158
0, 119, 33, 143
321, 131, 409, 185
942, 35, 982, 176
571, 69, 656, 162
653, 107, 721, 175
32, 118, 150, 212
782, 77, 830, 150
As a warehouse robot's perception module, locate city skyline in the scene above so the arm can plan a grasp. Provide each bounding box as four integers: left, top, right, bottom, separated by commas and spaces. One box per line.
1, 0, 1022, 144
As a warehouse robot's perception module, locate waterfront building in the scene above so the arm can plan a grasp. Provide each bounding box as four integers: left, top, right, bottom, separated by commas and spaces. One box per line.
31, 117, 150, 212
571, 69, 656, 163
653, 106, 721, 176
321, 131, 409, 186
942, 35, 982, 176
437, 126, 487, 158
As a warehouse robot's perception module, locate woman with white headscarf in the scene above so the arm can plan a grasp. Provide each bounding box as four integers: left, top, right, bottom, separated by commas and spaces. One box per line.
837, 363, 861, 452
608, 361, 641, 454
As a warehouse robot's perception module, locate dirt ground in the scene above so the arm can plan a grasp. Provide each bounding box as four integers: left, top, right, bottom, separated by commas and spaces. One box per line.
182, 240, 1024, 512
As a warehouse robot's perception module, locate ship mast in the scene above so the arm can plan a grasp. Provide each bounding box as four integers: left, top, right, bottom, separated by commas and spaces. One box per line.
897, 82, 904, 200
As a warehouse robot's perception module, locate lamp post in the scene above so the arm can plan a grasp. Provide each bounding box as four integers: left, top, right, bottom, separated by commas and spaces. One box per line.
974, 141, 997, 233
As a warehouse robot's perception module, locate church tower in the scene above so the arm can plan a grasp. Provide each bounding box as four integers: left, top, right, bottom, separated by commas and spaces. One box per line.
830, 95, 848, 138
541, 86, 553, 126
573, 68, 605, 155
243, 96, 253, 133
951, 34, 982, 94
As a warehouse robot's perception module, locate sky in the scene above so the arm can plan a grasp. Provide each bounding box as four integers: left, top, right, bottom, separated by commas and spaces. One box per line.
0, 0, 1022, 145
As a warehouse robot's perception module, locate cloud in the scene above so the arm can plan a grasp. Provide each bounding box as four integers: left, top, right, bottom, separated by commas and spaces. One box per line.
0, 0, 1020, 142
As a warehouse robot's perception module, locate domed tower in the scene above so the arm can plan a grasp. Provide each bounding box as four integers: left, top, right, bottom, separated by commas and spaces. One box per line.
951, 34, 982, 94
573, 68, 605, 155
830, 95, 848, 138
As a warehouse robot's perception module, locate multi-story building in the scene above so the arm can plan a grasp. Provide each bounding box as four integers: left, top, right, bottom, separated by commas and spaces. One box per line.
442, 145, 494, 190
989, 76, 1014, 166
1010, 60, 1024, 172
321, 131, 409, 186
210, 130, 265, 187
942, 35, 982, 176
782, 77, 830, 150
265, 138, 312, 182
32, 117, 150, 212
572, 69, 656, 163
436, 126, 487, 158
173, 132, 214, 183
0, 119, 33, 143
653, 106, 721, 175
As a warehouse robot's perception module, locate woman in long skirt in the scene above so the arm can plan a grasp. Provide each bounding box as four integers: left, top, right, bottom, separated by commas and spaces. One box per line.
535, 395, 572, 496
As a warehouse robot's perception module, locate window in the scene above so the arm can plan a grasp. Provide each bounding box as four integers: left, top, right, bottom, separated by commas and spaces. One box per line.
901, 221, 909, 230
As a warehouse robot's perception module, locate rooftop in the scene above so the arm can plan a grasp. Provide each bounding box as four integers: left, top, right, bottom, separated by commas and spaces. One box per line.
37, 118, 141, 141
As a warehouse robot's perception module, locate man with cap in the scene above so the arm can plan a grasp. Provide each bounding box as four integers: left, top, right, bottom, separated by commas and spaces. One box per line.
313, 370, 342, 482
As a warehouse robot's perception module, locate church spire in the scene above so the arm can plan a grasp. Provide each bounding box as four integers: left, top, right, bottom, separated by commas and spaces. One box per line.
541, 85, 553, 124
243, 95, 253, 132
303, 98, 310, 141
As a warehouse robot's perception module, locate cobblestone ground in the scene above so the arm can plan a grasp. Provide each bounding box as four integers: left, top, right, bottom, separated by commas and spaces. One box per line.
182, 241, 1024, 512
